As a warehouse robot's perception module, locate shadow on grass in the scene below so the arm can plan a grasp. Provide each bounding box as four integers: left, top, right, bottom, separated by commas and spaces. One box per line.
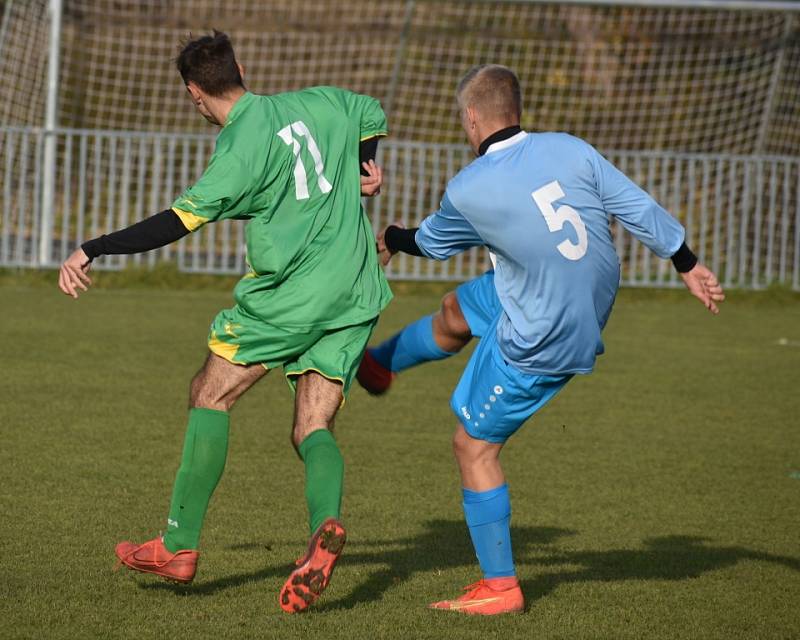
137, 560, 288, 596
136, 521, 800, 611
325, 525, 800, 612
136, 519, 567, 598
520, 534, 800, 608
319, 519, 572, 612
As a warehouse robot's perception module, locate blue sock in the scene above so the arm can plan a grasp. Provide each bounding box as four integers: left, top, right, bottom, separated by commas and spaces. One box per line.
371, 314, 452, 373
462, 484, 515, 579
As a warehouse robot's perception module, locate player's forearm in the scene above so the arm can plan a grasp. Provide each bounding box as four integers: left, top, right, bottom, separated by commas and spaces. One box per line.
384, 225, 424, 256
385, 224, 696, 271
81, 210, 190, 261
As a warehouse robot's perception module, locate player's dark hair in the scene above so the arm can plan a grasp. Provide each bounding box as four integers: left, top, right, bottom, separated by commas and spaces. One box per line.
176, 31, 244, 96
457, 64, 521, 122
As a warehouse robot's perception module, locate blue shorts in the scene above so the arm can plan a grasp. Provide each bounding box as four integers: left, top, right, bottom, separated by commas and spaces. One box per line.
452, 272, 573, 444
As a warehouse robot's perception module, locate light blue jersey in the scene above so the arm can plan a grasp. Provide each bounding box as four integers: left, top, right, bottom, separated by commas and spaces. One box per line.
415, 131, 686, 375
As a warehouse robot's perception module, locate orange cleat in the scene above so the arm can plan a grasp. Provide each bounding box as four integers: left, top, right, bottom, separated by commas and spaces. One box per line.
115, 536, 198, 584
429, 578, 524, 615
356, 349, 395, 395
279, 518, 346, 613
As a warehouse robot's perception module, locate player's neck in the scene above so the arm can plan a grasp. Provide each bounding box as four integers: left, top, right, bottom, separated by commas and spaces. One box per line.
208, 87, 248, 126
477, 124, 522, 156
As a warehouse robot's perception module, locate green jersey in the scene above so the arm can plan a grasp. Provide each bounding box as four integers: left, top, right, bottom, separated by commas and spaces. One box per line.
172, 87, 392, 330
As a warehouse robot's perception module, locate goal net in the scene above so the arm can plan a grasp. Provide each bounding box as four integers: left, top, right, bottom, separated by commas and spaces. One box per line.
0, 0, 798, 287
1, 0, 798, 154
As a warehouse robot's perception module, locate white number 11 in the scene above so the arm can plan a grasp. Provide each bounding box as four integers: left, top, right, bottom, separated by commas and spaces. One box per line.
277, 121, 333, 201
532, 180, 588, 261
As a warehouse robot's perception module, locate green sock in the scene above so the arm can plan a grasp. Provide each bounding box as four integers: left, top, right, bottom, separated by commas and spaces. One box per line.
298, 429, 344, 534
163, 408, 229, 553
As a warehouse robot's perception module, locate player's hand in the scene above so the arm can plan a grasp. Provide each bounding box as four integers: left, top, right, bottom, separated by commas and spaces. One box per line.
376, 222, 404, 267
58, 248, 92, 299
361, 160, 383, 197
679, 263, 725, 314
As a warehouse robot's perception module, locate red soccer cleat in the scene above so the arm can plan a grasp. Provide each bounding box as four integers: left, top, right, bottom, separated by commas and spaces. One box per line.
356, 349, 395, 395
279, 518, 346, 613
429, 578, 524, 615
114, 536, 198, 584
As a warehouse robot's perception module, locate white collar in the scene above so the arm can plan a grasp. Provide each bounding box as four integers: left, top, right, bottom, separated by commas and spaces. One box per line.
485, 131, 528, 155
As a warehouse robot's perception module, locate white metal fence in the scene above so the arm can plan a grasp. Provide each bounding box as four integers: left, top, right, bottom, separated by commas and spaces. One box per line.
1, 126, 798, 289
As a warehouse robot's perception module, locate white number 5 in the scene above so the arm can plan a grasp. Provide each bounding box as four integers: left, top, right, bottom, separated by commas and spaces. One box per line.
532, 180, 588, 261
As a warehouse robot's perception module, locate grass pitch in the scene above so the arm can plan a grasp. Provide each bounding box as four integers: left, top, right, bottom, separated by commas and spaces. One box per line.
1, 276, 799, 639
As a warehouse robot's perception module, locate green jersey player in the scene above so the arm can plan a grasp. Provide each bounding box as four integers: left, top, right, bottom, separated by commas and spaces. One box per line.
58, 31, 391, 613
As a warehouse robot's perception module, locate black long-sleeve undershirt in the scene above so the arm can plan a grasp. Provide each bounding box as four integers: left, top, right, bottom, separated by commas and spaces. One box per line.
360, 136, 380, 175
384, 225, 423, 257
81, 136, 383, 261
81, 209, 189, 261
670, 242, 697, 272
383, 224, 697, 273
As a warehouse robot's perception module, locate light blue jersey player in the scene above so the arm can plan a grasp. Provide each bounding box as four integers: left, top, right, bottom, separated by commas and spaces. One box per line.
358, 65, 724, 615
416, 127, 687, 442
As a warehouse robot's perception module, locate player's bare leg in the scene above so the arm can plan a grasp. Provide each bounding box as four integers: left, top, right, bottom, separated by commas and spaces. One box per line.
451, 424, 505, 491
189, 352, 268, 411
429, 425, 523, 615
357, 291, 471, 394
115, 353, 267, 583
433, 291, 473, 352
281, 372, 347, 613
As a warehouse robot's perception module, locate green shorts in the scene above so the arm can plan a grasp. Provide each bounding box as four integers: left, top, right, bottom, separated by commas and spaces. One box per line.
208, 305, 377, 396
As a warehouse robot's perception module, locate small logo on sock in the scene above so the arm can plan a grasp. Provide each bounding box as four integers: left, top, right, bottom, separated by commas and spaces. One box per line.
167, 518, 179, 529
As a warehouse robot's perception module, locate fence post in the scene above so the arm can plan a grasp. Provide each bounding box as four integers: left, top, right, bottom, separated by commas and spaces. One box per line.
38, 0, 62, 267
755, 15, 794, 154
385, 0, 415, 122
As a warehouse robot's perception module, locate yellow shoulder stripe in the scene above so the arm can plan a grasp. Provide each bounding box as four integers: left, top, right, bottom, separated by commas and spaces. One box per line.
172, 207, 209, 232
360, 132, 388, 141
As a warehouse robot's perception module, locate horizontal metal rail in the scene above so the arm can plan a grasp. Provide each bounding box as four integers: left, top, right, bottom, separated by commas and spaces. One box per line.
1, 127, 797, 290
458, 0, 800, 11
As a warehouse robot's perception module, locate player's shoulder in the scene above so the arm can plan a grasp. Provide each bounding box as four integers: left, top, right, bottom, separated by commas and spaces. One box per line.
208, 121, 254, 170
272, 85, 381, 115
445, 160, 481, 208
285, 85, 358, 104
530, 132, 601, 179
299, 85, 348, 98
445, 132, 533, 197
532, 131, 595, 156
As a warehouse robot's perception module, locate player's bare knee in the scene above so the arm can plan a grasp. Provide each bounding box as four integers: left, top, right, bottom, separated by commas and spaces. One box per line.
292, 372, 342, 443
189, 371, 212, 409
452, 426, 497, 466
190, 354, 266, 411
439, 292, 471, 341
190, 385, 229, 411
452, 426, 475, 460
291, 423, 331, 449
189, 367, 235, 411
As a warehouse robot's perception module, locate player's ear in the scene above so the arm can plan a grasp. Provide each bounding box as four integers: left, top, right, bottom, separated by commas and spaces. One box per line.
186, 82, 202, 104
466, 106, 478, 130
237, 62, 245, 81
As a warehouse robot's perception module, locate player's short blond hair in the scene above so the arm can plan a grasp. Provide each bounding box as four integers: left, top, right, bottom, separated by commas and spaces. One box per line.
457, 64, 521, 123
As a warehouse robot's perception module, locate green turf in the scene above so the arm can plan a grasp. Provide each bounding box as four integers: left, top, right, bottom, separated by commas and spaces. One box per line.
1, 280, 799, 639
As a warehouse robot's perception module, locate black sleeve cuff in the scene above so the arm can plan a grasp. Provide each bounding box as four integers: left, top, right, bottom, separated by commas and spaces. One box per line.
81, 209, 190, 261
359, 137, 380, 176
385, 225, 424, 257
670, 242, 698, 273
